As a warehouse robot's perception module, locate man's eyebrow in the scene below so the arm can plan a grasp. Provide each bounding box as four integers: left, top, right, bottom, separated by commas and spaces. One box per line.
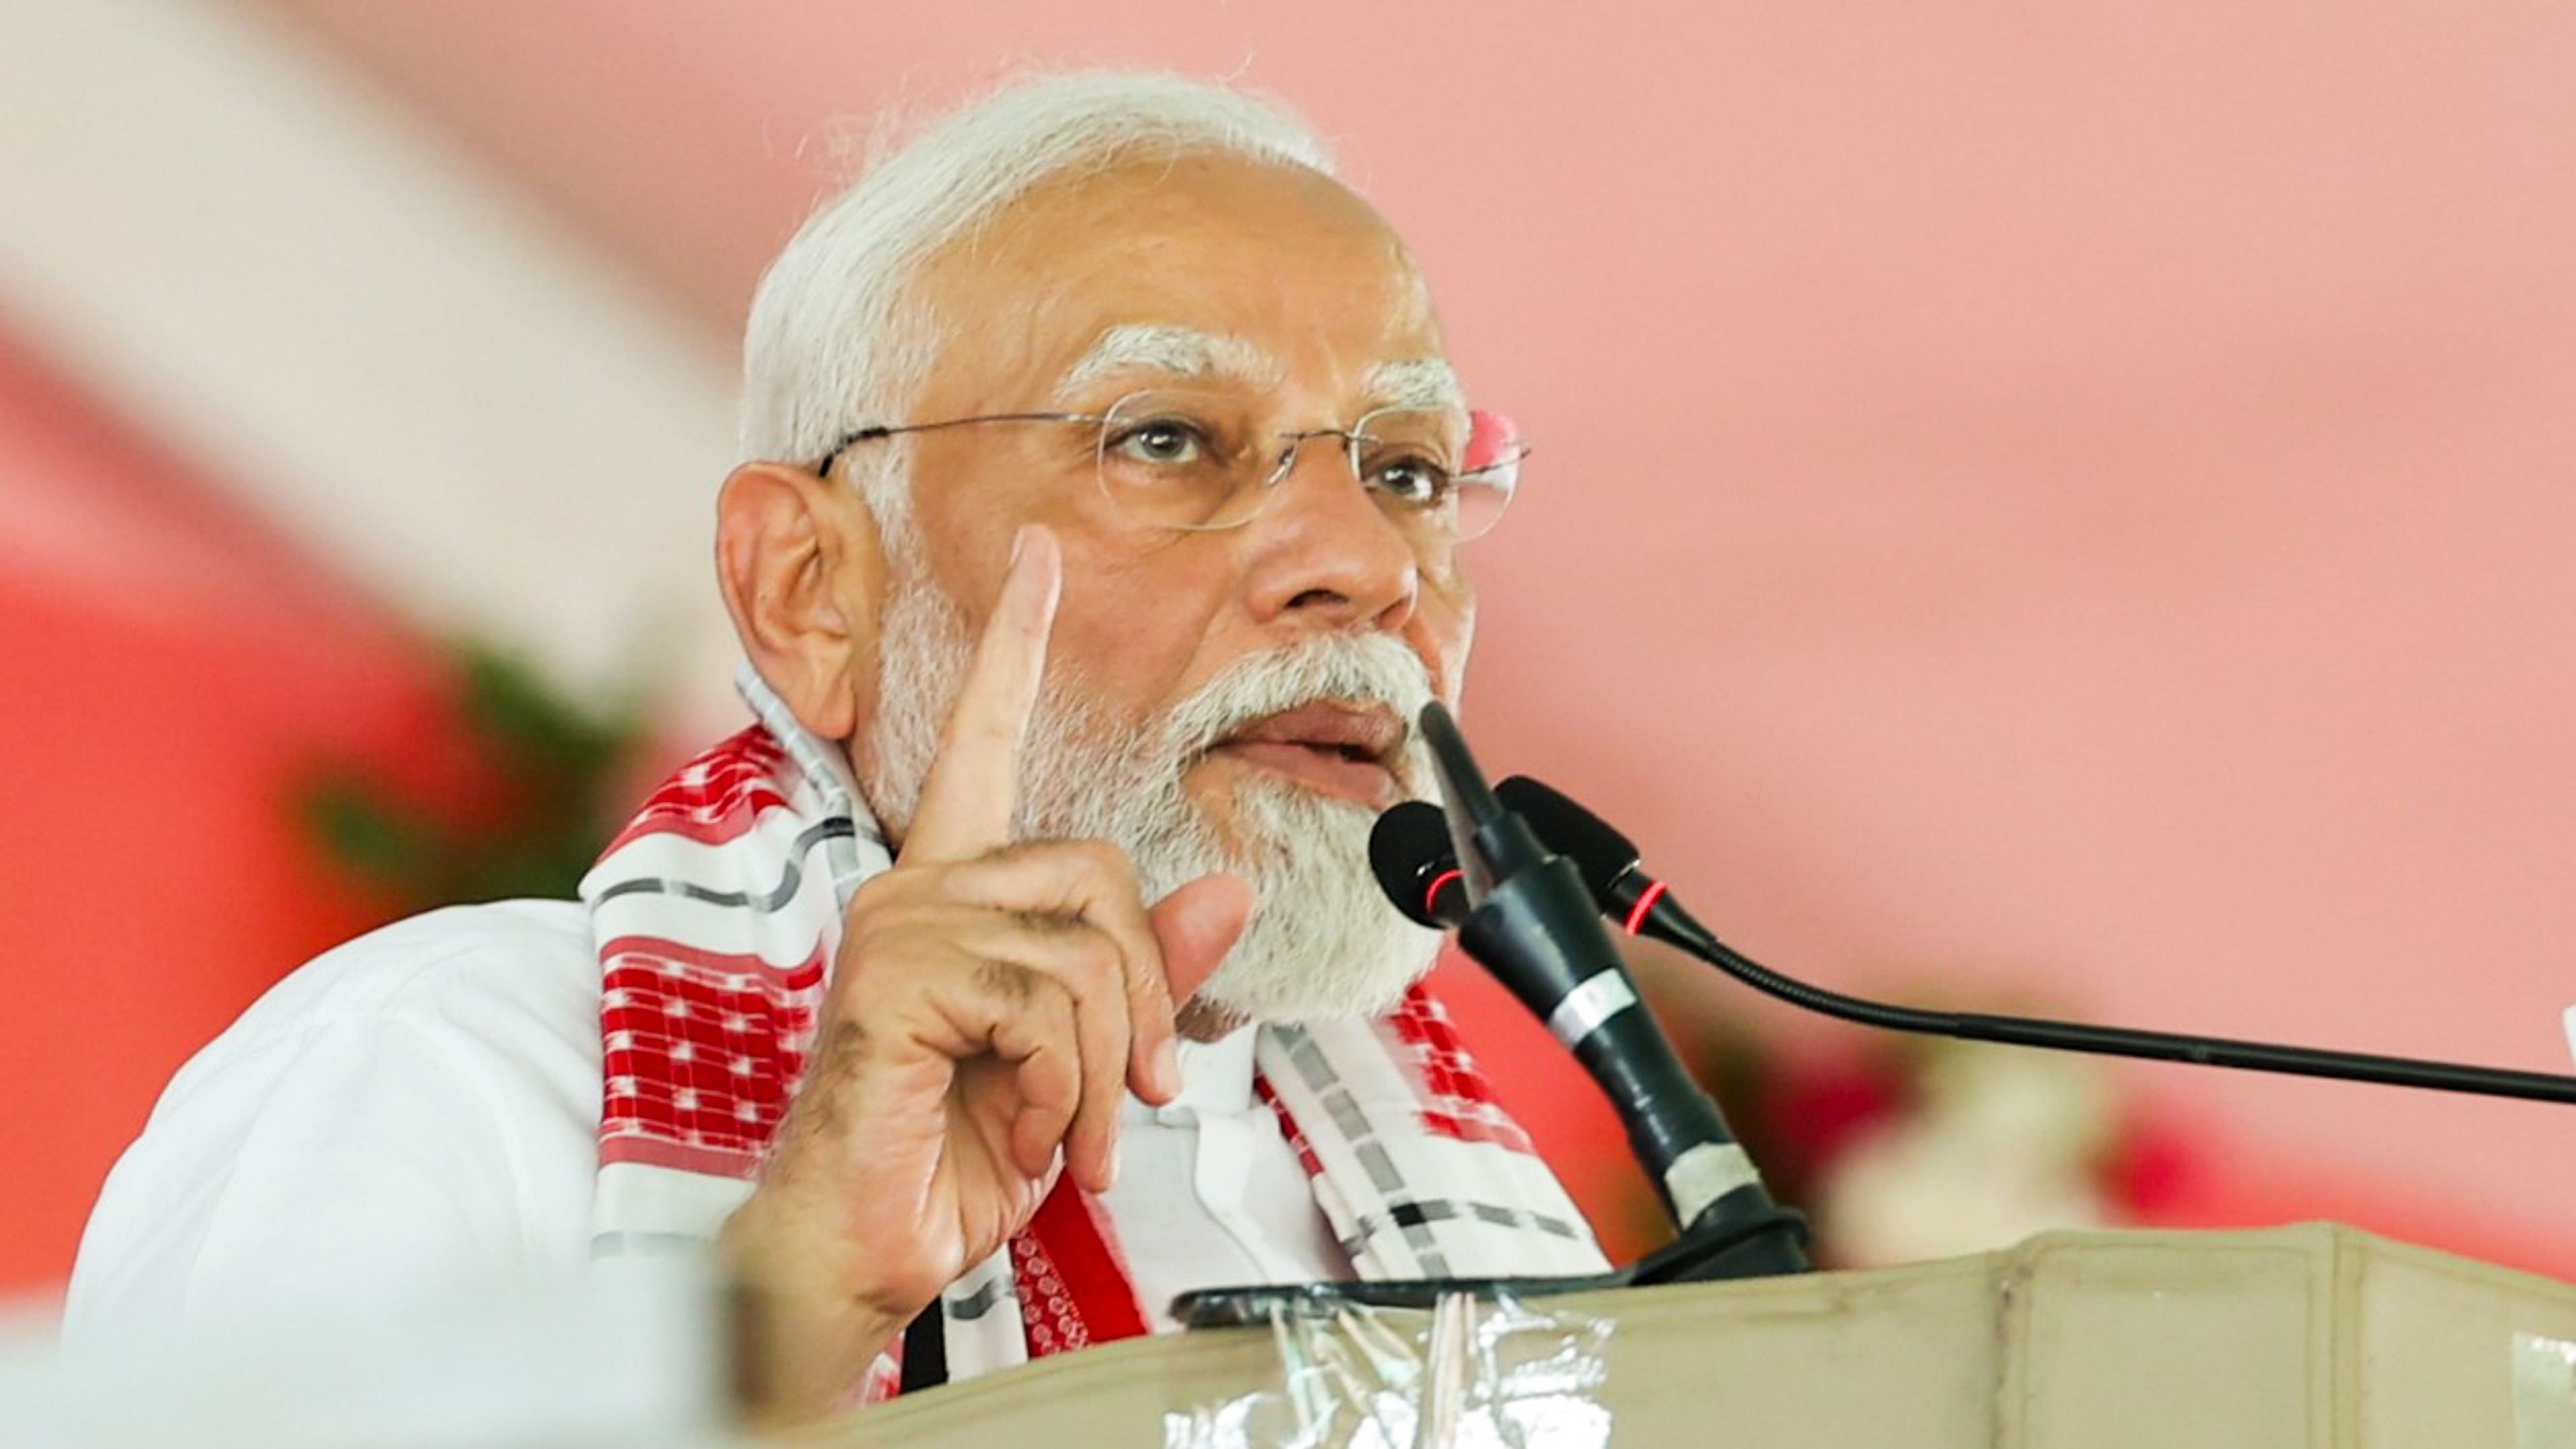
1056, 325, 1283, 399
1365, 359, 1466, 412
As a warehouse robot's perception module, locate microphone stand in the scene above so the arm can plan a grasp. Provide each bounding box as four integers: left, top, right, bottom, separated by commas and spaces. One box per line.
1172, 713, 1812, 1330
1416, 703, 1809, 1284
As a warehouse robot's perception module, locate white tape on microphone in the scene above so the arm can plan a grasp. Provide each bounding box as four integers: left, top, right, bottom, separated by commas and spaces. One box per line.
1546, 971, 1639, 1047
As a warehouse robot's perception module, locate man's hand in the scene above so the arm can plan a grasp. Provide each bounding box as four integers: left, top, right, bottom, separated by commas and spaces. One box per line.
718, 525, 1253, 1424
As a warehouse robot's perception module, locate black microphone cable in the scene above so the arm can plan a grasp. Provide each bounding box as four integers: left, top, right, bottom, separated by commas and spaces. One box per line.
1386, 777, 2576, 1107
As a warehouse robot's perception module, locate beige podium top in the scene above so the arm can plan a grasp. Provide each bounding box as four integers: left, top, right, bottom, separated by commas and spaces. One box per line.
808, 1223, 2576, 1448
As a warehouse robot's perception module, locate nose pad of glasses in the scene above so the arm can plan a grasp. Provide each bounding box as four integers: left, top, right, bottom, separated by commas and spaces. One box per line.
1260, 429, 1356, 489
1260, 442, 1302, 488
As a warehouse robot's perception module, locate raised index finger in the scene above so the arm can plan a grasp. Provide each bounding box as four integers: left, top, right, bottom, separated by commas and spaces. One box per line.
901, 524, 1061, 863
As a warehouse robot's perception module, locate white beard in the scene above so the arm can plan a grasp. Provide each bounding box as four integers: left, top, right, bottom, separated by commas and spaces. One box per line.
863, 546, 1444, 1023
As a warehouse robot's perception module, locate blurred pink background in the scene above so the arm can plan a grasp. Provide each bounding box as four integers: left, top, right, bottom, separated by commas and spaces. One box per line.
5, 1, 2572, 1292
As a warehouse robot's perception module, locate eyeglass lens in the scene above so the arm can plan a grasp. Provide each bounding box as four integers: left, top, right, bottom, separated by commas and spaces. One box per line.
1092, 389, 1519, 542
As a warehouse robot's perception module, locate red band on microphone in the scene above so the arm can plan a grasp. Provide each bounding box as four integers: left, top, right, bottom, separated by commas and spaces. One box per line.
1623, 879, 1667, 936
1424, 868, 1464, 919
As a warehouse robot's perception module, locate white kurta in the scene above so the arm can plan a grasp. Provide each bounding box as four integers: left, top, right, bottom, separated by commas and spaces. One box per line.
65, 899, 1347, 1337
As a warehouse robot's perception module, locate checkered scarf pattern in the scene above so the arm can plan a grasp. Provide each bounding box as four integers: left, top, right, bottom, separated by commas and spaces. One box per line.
580, 669, 1606, 1400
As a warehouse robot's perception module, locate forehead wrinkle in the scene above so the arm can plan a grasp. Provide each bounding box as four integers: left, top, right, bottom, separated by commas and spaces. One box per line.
1055, 324, 1284, 400
1365, 359, 1464, 412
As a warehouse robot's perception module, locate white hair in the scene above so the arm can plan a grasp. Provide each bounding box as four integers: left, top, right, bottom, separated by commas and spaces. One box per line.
738, 71, 1338, 526
749, 74, 1444, 1020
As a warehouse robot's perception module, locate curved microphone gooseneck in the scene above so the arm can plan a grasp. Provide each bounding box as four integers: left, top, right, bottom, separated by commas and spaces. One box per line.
1390, 776, 2576, 1107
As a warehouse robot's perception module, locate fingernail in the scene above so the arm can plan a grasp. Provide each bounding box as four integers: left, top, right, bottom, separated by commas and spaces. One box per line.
1008, 523, 1032, 569
1154, 1038, 1184, 1099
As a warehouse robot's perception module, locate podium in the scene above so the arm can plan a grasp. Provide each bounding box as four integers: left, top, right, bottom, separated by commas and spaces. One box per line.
812, 1224, 2576, 1447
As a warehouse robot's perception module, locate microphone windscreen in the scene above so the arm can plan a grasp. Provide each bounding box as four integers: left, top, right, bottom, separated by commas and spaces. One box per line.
1495, 776, 1641, 895
1368, 800, 1462, 928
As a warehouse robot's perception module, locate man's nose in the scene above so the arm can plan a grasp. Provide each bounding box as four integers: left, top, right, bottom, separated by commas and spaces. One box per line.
1238, 437, 1420, 632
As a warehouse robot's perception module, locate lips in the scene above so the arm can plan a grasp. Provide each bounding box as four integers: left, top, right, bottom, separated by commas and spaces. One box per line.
1207, 700, 1407, 808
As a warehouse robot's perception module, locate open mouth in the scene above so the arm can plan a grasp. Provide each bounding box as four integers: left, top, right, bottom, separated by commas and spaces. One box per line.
1206, 700, 1407, 809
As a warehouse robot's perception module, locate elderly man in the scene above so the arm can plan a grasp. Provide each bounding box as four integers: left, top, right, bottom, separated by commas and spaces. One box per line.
69, 71, 1604, 1421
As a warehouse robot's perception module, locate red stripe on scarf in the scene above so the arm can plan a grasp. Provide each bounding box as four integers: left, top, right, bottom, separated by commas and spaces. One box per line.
600, 727, 794, 853
598, 1136, 765, 1176
1012, 1177, 1147, 1358
1254, 1076, 1326, 1178
591, 707, 1599, 1401
1390, 987, 1535, 1154
599, 947, 823, 1162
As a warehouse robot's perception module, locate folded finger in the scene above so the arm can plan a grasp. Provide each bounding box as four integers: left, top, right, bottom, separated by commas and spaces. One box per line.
950, 914, 1131, 1192
942, 843, 1180, 1099
969, 960, 1084, 1181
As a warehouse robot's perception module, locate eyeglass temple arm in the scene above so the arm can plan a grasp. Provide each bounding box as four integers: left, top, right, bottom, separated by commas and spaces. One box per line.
812, 411, 1110, 477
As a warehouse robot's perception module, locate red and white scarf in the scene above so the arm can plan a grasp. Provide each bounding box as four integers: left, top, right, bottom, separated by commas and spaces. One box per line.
579, 670, 1606, 1401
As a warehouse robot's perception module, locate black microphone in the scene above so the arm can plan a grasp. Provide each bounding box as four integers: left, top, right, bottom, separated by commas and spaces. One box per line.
1399, 704, 1808, 1278
1491, 778, 1679, 936
1499, 774, 2576, 1108
1367, 786, 1650, 934
1368, 799, 1470, 929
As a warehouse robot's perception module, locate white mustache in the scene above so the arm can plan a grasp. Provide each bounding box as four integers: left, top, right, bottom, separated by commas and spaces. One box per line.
1153, 633, 1438, 784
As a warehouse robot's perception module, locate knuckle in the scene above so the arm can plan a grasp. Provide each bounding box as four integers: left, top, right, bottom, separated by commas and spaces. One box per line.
973, 957, 1036, 1004
1130, 946, 1174, 1003
1066, 929, 1125, 994
1074, 838, 1134, 882
1008, 907, 1078, 938
984, 959, 1077, 1028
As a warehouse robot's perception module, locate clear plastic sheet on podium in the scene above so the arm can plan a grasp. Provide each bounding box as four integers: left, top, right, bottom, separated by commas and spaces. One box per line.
1160, 1287, 1614, 1449
811, 1224, 2576, 1448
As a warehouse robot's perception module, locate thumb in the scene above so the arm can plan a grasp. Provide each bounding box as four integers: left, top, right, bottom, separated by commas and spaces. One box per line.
1148, 872, 1254, 1007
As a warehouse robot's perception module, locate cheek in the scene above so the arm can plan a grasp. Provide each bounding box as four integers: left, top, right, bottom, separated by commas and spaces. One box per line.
1417, 577, 1477, 700
1048, 560, 1224, 720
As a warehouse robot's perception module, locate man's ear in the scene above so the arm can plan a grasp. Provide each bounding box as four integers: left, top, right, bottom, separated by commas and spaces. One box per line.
714, 462, 886, 742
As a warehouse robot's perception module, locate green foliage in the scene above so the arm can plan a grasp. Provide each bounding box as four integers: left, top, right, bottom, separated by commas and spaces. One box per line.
301, 642, 648, 912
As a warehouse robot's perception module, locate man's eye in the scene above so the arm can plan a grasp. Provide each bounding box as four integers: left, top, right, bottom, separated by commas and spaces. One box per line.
1108, 418, 1210, 466
1370, 455, 1455, 506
